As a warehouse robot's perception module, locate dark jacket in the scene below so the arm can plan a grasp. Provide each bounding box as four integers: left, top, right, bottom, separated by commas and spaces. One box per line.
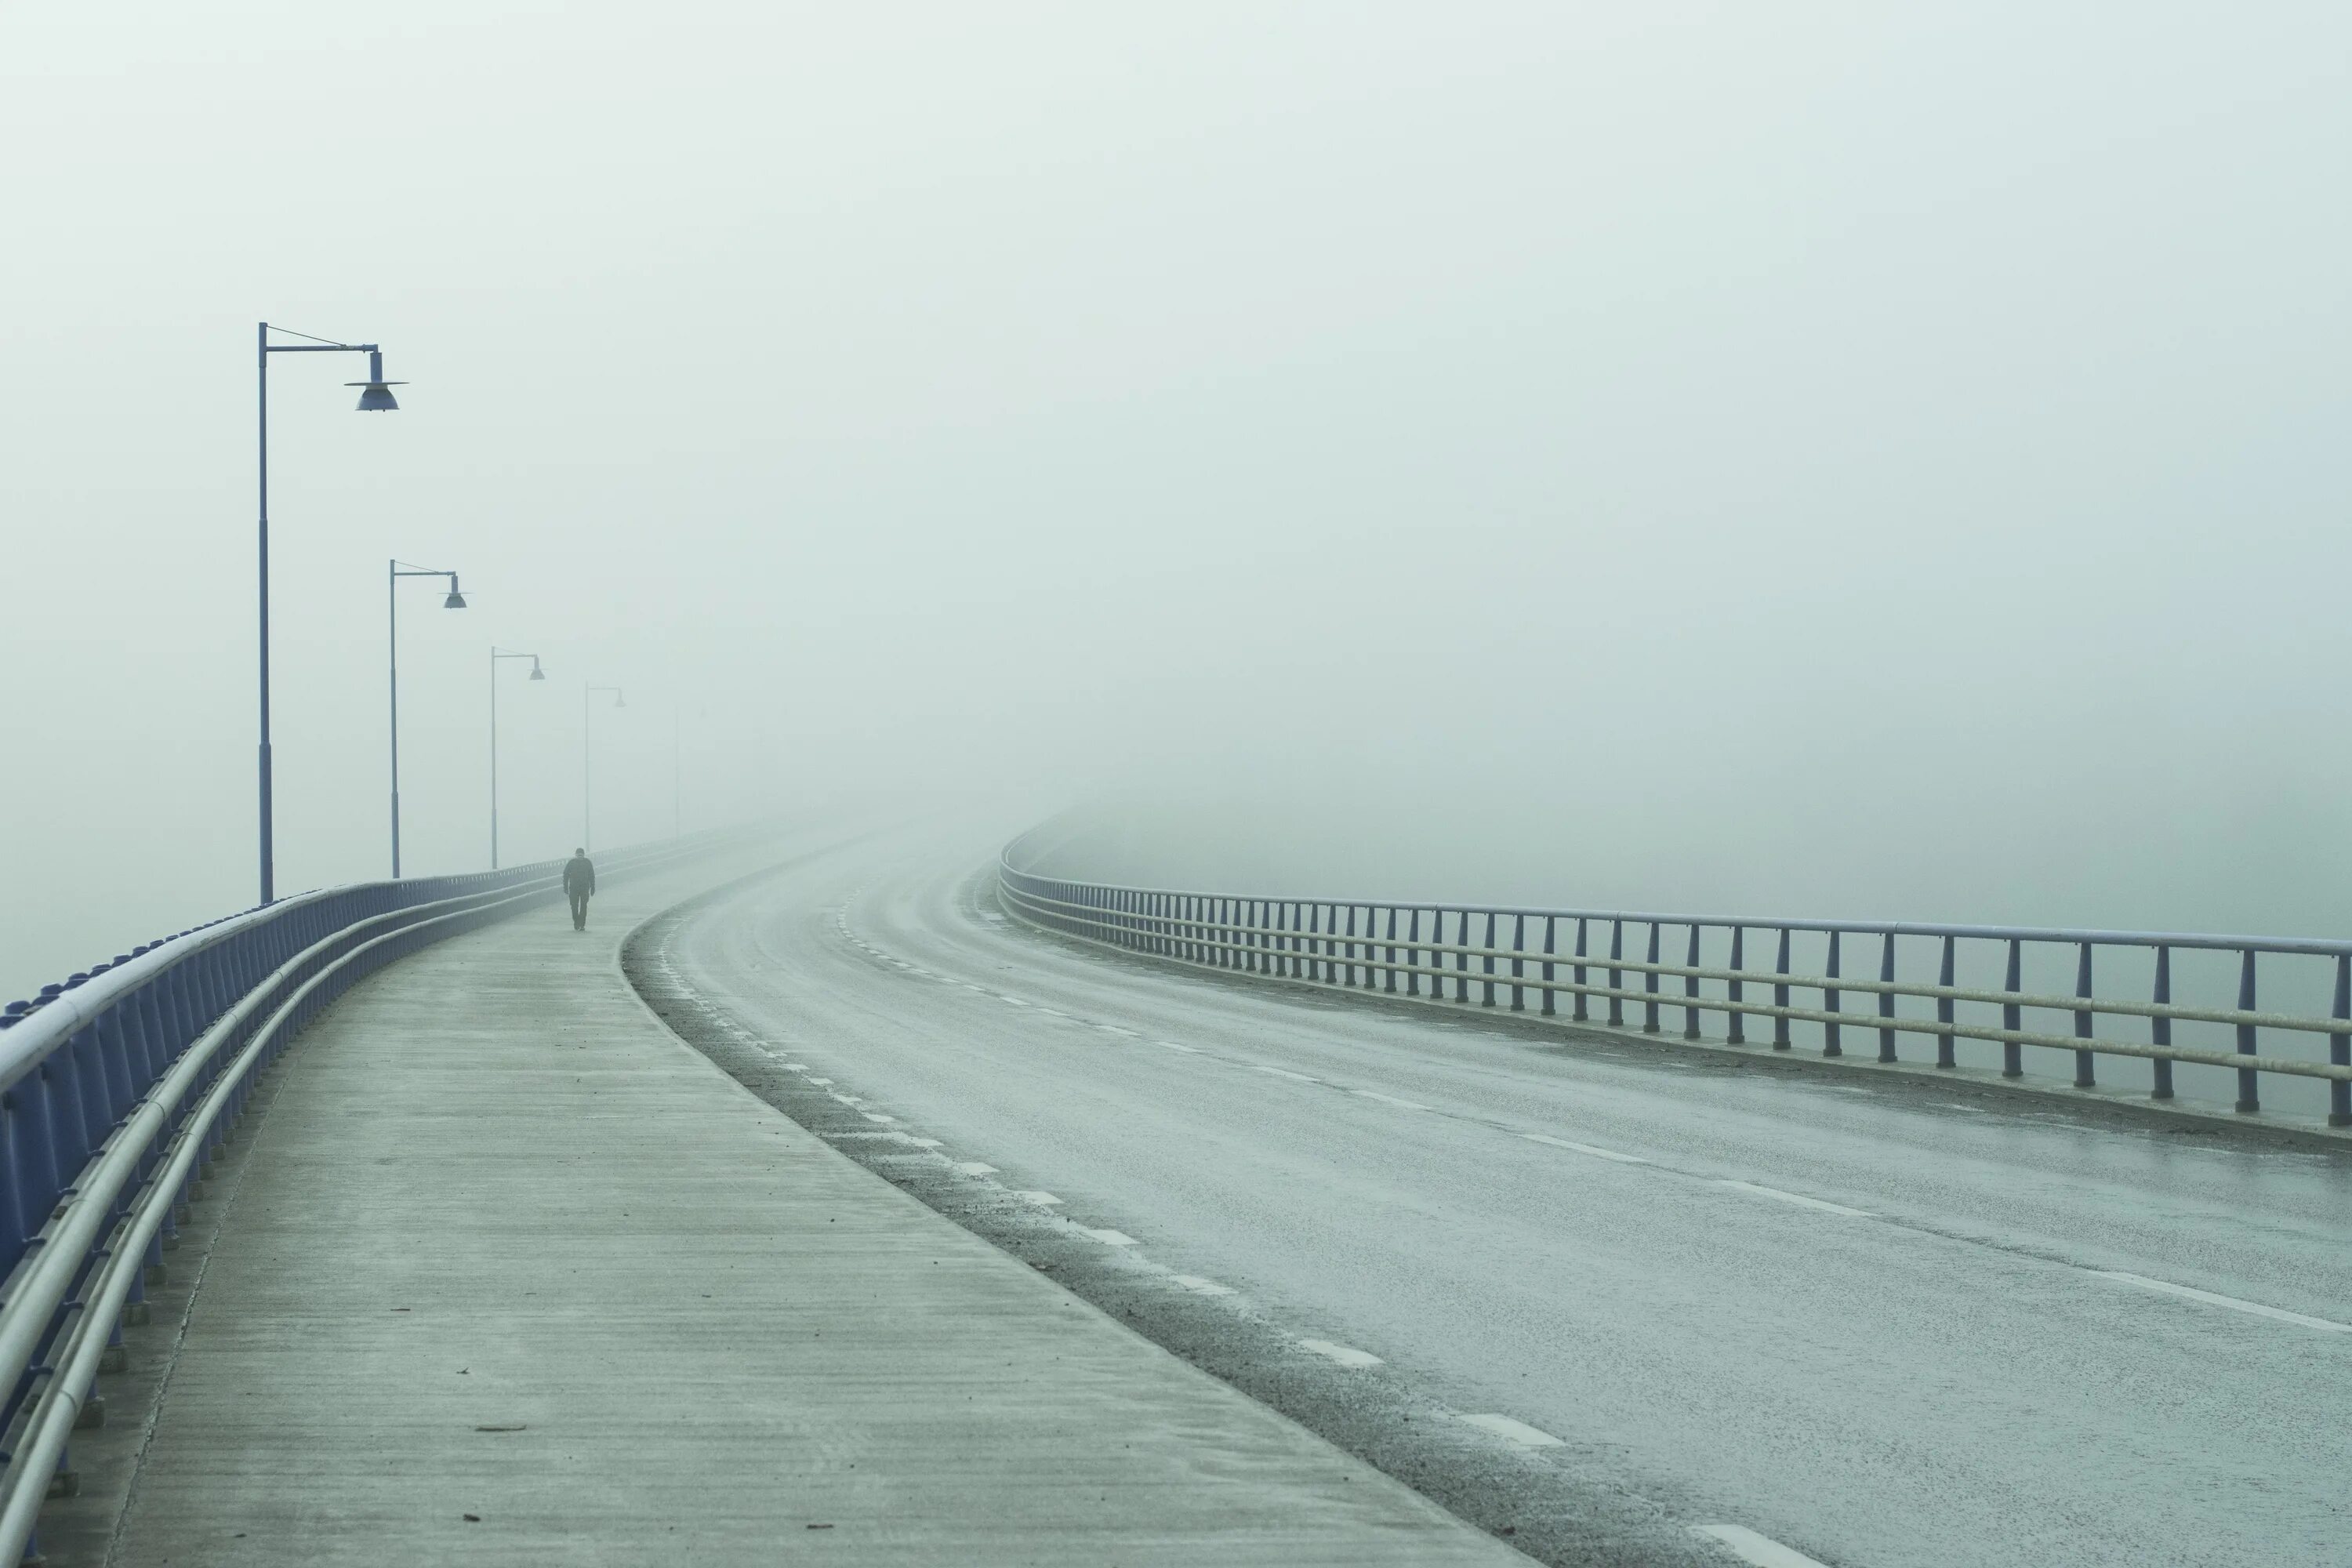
563, 855, 597, 897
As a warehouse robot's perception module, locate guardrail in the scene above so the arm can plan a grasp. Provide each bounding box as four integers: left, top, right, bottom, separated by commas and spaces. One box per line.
0, 829, 750, 1563
996, 835, 2352, 1132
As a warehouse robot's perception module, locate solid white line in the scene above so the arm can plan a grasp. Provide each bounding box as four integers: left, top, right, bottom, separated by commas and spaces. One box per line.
1351, 1090, 1429, 1111
1080, 1228, 1139, 1247
862, 1112, 898, 1125
1251, 1065, 1319, 1083
953, 1162, 998, 1176
1155, 1041, 1200, 1054
1015, 1191, 1064, 1207
1171, 1275, 1234, 1296
1299, 1338, 1382, 1368
1519, 1132, 1650, 1165
1715, 1180, 1872, 1218
2092, 1272, 2352, 1334
1690, 1523, 1831, 1568
1459, 1413, 1563, 1448
1000, 996, 1030, 1007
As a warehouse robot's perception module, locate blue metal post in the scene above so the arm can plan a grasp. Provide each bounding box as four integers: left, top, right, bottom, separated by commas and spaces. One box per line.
2234, 948, 2258, 1112
1684, 925, 1702, 1039
1877, 933, 1896, 1062
1823, 931, 1842, 1057
1606, 920, 1624, 1027
2151, 945, 2173, 1100
1726, 927, 1745, 1044
2074, 942, 2096, 1088
1937, 935, 1957, 1069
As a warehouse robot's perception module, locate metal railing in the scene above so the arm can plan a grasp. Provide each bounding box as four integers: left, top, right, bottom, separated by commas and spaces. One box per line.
996, 834, 2352, 1131
0, 829, 748, 1562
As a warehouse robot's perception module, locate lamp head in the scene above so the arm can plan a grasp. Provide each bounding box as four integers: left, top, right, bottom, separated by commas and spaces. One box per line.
442, 575, 466, 610
348, 348, 404, 412
528, 659, 546, 681
614, 692, 627, 709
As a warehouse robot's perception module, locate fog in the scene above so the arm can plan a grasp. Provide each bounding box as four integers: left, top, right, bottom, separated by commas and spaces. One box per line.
5, 3, 2350, 1003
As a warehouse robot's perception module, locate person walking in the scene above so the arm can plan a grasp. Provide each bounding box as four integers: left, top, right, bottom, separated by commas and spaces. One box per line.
563, 848, 597, 931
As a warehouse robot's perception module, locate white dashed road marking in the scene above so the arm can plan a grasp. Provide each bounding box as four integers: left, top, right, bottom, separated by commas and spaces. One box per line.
1015, 1191, 1064, 1207
1155, 1041, 1200, 1054
1459, 1414, 1563, 1448
1299, 1339, 1382, 1368
953, 1162, 998, 1177
1252, 1065, 1319, 1083
1171, 1275, 1234, 1296
862, 1113, 898, 1125
1715, 1181, 1871, 1218
2092, 1272, 2352, 1334
1351, 1090, 1428, 1111
1080, 1228, 1139, 1247
1519, 1132, 1650, 1164
1690, 1523, 1831, 1567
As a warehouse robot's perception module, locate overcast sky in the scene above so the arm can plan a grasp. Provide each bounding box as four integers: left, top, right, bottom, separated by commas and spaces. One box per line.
4, 3, 2349, 999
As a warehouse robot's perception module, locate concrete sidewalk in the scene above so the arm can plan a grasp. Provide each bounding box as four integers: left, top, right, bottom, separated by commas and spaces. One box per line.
84, 857, 1525, 1566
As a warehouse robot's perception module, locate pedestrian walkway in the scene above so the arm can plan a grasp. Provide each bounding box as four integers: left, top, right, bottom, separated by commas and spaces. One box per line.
89, 857, 1523, 1566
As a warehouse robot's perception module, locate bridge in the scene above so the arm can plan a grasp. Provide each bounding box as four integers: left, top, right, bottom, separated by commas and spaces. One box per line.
2, 823, 2346, 1568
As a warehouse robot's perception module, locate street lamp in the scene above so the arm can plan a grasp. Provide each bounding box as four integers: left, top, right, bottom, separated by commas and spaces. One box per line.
386, 561, 466, 878
584, 684, 625, 851
256, 321, 405, 905
489, 647, 546, 870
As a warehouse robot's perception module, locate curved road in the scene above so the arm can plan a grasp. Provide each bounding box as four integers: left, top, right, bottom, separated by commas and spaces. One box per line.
652, 828, 2352, 1568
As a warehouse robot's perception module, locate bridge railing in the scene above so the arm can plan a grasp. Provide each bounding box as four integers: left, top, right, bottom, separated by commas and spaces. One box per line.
996, 836, 2352, 1131
0, 829, 750, 1559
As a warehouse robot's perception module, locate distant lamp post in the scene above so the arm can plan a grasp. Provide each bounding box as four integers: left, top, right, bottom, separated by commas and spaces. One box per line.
584, 685, 625, 850
489, 648, 546, 871
256, 321, 404, 904
388, 561, 466, 877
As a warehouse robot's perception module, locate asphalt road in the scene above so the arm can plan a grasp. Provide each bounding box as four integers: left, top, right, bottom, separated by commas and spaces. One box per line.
651, 829, 2352, 1568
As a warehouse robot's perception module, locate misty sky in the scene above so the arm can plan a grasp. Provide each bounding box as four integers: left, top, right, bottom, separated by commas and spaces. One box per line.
5, 3, 2349, 1000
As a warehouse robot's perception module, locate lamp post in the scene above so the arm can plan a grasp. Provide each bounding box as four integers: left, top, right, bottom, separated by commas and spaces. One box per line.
489, 647, 546, 870
387, 561, 466, 878
584, 684, 625, 850
256, 321, 404, 904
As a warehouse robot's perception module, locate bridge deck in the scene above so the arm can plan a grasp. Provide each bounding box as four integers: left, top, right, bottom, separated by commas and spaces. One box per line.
89, 858, 1515, 1566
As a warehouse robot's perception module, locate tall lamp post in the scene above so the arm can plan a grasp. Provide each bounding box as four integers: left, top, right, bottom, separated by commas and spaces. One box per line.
584, 684, 625, 850
489, 647, 546, 870
256, 321, 404, 904
388, 561, 466, 877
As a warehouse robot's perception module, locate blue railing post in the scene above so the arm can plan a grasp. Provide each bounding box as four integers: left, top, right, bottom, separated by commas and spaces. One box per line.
1541, 916, 1556, 1017
1606, 919, 1624, 1027
1643, 923, 1661, 1033
1481, 912, 1497, 1007
1572, 918, 1589, 1022
1510, 915, 1526, 1011
1385, 907, 1399, 994
1772, 928, 1792, 1050
1937, 935, 1957, 1069
2234, 949, 2258, 1112
2074, 942, 2096, 1089
1405, 909, 1421, 996
2002, 938, 2024, 1078
2151, 945, 2174, 1100
2330, 955, 2350, 1127
1726, 927, 1746, 1044
1454, 911, 1471, 1002
1877, 933, 1896, 1062
1823, 931, 1842, 1057
1684, 926, 1702, 1040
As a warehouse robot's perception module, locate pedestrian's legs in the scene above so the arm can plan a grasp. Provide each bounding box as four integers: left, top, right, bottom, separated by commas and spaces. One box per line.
569, 891, 588, 930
